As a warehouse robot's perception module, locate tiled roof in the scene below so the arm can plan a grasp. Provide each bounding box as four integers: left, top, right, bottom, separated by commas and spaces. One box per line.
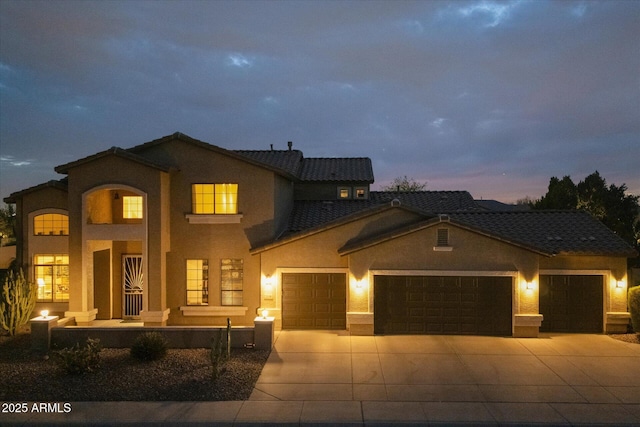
475, 199, 530, 211
298, 158, 374, 182
284, 191, 479, 235
233, 150, 303, 177
370, 191, 479, 212
55, 146, 174, 174
4, 179, 68, 203
286, 200, 379, 233
449, 210, 637, 257
279, 198, 636, 258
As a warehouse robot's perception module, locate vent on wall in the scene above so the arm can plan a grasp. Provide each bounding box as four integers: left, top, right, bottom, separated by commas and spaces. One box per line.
437, 228, 449, 247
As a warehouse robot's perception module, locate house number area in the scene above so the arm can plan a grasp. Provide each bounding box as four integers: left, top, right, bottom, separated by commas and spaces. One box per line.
2, 402, 72, 413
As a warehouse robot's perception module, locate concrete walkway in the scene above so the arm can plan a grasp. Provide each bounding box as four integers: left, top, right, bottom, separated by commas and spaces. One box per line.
4, 332, 640, 425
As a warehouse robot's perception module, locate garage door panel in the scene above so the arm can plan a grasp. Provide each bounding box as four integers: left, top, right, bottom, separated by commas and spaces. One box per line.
374, 276, 512, 336
282, 273, 346, 330
540, 275, 602, 333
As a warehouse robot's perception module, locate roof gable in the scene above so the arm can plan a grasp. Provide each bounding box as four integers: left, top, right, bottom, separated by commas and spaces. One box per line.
251, 202, 429, 253
338, 210, 637, 257
4, 179, 68, 203
128, 132, 303, 180
55, 146, 173, 174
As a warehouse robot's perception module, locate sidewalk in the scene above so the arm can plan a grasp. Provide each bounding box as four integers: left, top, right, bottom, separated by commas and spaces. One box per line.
3, 332, 640, 425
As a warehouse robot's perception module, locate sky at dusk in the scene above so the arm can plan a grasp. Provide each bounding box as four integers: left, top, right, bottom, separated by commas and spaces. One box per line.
1, 0, 638, 203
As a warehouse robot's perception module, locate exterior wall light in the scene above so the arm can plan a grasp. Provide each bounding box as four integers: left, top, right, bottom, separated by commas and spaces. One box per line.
261, 309, 269, 319
616, 281, 624, 289
40, 310, 49, 318
526, 282, 534, 290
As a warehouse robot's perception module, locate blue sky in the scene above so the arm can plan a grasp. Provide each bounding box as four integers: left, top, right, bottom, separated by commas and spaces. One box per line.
1, 0, 638, 203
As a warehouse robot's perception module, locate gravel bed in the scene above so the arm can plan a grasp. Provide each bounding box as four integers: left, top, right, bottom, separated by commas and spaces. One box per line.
0, 332, 270, 401
608, 333, 640, 344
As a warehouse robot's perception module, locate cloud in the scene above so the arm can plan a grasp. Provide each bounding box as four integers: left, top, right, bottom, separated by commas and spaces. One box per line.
0, 0, 638, 201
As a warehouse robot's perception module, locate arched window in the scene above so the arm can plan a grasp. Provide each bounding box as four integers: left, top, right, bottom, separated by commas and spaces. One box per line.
34, 213, 69, 236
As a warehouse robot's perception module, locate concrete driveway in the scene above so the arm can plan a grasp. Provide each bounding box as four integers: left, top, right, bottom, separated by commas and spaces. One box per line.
246, 331, 640, 425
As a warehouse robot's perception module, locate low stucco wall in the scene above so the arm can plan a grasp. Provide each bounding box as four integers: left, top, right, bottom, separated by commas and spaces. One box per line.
0, 245, 16, 269
51, 326, 255, 349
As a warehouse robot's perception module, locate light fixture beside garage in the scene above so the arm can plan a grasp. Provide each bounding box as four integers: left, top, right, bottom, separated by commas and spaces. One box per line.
526, 282, 534, 290
616, 280, 624, 289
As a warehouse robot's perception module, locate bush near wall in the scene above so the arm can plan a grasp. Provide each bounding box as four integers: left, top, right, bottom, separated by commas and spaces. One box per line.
629, 286, 640, 333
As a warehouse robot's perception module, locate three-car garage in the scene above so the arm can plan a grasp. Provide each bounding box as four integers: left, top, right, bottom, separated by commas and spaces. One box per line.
280, 272, 606, 335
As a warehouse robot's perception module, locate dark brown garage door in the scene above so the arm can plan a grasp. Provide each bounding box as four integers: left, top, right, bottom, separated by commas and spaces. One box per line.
374, 276, 512, 335
282, 273, 346, 329
539, 275, 603, 333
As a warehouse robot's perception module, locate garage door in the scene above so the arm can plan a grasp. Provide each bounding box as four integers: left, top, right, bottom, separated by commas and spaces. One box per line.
539, 275, 603, 333
282, 273, 346, 329
374, 276, 512, 335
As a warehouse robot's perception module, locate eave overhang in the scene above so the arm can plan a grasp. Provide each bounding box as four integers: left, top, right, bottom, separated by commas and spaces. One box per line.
55, 146, 175, 174
3, 179, 68, 203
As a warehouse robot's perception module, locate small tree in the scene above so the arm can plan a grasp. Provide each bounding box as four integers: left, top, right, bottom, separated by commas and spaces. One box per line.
0, 268, 37, 336
381, 176, 427, 192
0, 203, 16, 246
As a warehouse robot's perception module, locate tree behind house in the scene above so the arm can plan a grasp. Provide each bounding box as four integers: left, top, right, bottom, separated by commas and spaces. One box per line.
381, 176, 427, 192
532, 171, 640, 263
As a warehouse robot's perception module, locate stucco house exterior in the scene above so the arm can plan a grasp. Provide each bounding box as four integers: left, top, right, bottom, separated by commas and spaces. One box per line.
4, 132, 637, 337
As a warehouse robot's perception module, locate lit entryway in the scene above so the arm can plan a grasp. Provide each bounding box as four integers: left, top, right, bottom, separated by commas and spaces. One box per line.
123, 254, 143, 319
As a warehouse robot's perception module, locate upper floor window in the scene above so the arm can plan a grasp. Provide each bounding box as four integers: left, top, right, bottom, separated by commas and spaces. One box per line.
355, 187, 368, 199
34, 213, 69, 236
123, 196, 143, 219
338, 187, 351, 199
192, 184, 238, 214
34, 254, 69, 302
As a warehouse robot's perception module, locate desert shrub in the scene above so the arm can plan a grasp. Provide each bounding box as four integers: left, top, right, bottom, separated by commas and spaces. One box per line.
54, 338, 102, 374
130, 331, 168, 361
210, 319, 231, 381
0, 268, 37, 336
629, 286, 640, 333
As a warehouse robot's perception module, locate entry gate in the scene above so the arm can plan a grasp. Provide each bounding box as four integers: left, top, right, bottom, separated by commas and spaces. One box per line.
123, 255, 143, 318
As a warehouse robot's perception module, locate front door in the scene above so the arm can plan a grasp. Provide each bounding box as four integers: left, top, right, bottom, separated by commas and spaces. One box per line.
123, 254, 143, 319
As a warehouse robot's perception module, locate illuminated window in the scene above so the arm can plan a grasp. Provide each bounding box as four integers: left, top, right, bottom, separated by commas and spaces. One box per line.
34, 213, 69, 235
192, 184, 238, 214
123, 196, 143, 219
34, 254, 69, 302
221, 258, 243, 306
338, 187, 350, 199
355, 187, 367, 199
186, 259, 208, 305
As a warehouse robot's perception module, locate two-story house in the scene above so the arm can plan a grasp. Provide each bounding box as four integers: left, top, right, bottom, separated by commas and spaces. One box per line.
5, 132, 636, 337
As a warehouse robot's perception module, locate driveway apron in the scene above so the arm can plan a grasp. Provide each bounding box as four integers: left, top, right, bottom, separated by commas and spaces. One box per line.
249, 330, 640, 424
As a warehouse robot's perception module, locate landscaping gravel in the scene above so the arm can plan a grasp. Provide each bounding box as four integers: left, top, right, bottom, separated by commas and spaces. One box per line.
2, 331, 637, 403
0, 332, 270, 402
